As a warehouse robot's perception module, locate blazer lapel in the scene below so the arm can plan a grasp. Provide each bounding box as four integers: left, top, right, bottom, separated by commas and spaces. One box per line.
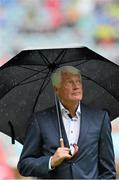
52, 106, 70, 148
77, 103, 89, 148
59, 115, 70, 148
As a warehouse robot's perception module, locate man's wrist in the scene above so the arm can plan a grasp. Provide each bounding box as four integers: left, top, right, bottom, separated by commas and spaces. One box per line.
49, 156, 55, 170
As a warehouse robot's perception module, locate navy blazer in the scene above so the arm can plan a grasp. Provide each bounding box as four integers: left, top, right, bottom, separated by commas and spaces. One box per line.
17, 103, 116, 179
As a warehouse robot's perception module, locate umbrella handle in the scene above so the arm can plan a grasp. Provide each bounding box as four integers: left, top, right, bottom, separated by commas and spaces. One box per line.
60, 138, 79, 159
60, 138, 64, 148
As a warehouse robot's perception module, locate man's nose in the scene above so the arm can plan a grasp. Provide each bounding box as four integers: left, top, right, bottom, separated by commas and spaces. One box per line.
72, 82, 79, 89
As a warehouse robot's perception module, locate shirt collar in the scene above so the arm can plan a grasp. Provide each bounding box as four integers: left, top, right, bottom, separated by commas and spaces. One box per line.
59, 101, 81, 118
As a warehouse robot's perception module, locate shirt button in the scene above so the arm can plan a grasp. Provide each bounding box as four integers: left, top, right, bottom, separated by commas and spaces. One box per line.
71, 130, 73, 133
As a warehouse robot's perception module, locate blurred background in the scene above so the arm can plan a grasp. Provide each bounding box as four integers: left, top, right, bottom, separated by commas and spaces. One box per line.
0, 0, 119, 179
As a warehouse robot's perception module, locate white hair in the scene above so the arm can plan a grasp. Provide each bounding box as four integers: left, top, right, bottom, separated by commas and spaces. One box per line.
51, 66, 82, 87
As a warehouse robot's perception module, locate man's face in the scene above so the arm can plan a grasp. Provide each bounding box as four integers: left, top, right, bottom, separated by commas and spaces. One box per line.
55, 72, 83, 103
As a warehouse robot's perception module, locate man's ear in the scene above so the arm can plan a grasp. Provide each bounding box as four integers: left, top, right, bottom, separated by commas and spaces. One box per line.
54, 86, 59, 96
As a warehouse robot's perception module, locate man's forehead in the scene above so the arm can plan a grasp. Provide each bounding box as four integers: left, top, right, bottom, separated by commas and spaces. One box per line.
61, 72, 80, 79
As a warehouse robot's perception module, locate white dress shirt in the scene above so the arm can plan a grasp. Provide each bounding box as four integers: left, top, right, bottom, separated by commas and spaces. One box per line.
60, 102, 81, 155
49, 102, 81, 170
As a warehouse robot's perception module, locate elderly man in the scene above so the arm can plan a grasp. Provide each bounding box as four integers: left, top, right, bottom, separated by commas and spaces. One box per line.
17, 66, 116, 179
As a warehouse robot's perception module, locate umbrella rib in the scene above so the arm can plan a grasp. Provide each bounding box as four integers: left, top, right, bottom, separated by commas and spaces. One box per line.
32, 70, 51, 112
17, 67, 49, 86
17, 64, 47, 66
0, 72, 38, 100
82, 74, 119, 102
19, 77, 46, 86
59, 59, 90, 67
14, 59, 88, 74
53, 49, 67, 64
0, 67, 48, 100
0, 63, 47, 71
58, 58, 111, 66
16, 67, 48, 86
58, 58, 89, 65
38, 51, 51, 65
75, 60, 91, 66
0, 68, 47, 91
18, 65, 45, 73
17, 65, 48, 74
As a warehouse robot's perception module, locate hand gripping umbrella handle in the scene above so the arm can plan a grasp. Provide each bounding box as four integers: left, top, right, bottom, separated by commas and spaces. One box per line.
67, 144, 79, 160
72, 144, 79, 157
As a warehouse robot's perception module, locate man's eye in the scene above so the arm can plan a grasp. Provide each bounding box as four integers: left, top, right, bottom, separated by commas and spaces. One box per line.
65, 81, 72, 86
67, 81, 72, 84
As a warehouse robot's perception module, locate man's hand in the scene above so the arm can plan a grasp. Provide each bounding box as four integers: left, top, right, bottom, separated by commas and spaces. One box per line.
51, 138, 72, 168
51, 147, 71, 168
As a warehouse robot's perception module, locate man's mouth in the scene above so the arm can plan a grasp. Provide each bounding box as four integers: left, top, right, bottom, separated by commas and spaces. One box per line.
72, 92, 80, 95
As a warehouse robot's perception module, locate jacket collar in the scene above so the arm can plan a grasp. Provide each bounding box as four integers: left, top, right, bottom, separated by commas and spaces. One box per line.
59, 101, 81, 119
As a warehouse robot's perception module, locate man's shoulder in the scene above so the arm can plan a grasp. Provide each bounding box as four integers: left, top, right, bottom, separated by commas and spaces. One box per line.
33, 106, 56, 118
81, 103, 107, 116
81, 103, 109, 126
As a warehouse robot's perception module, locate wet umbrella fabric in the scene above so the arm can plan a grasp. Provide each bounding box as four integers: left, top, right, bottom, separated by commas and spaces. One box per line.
0, 47, 119, 144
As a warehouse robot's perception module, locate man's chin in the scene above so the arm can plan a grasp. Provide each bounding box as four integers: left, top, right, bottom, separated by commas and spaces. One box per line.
70, 97, 82, 102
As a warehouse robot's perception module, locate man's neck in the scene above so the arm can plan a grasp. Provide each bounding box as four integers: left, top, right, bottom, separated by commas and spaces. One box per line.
60, 100, 79, 117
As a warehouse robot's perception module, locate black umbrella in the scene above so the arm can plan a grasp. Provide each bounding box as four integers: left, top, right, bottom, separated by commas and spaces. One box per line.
0, 47, 119, 145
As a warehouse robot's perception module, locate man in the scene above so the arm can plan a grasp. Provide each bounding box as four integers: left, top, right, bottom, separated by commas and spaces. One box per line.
17, 66, 116, 179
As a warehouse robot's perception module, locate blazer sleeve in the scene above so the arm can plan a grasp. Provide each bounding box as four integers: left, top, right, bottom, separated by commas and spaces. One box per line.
17, 114, 51, 178
98, 111, 116, 179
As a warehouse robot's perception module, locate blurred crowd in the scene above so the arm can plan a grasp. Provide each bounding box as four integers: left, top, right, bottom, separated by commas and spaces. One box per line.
0, 144, 14, 179
0, 0, 119, 65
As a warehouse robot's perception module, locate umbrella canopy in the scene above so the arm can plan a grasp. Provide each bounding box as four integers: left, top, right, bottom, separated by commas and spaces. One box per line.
0, 47, 119, 144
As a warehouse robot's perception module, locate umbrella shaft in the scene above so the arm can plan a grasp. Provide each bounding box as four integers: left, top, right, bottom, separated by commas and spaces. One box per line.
55, 94, 63, 139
